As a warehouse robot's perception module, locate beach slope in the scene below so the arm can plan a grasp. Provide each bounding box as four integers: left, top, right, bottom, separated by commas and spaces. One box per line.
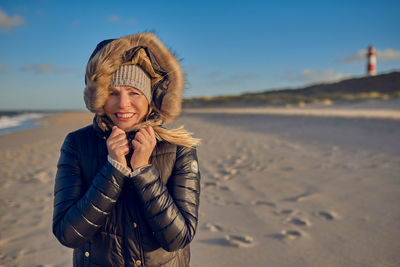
1, 105, 399, 266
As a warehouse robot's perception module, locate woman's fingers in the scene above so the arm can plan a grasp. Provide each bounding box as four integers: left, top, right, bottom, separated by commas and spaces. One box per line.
131, 139, 140, 149
108, 127, 126, 142
108, 135, 128, 147
106, 126, 129, 166
147, 126, 156, 145
109, 126, 124, 138
109, 141, 129, 151
107, 126, 157, 169
120, 145, 129, 155
134, 131, 145, 144
143, 126, 155, 140
130, 126, 156, 170
134, 127, 155, 144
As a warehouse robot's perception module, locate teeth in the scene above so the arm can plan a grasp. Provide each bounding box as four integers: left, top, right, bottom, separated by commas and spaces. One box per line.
116, 113, 133, 118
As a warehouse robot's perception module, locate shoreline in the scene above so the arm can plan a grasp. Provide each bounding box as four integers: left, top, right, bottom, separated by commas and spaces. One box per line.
183, 98, 400, 119
183, 105, 400, 120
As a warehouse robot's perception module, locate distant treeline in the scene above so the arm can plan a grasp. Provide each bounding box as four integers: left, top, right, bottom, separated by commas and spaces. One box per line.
183, 71, 400, 107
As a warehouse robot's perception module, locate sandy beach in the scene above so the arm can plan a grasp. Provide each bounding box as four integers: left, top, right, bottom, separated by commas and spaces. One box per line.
1, 101, 400, 266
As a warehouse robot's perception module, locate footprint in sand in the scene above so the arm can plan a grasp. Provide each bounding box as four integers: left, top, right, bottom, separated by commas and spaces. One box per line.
281, 166, 294, 172
233, 158, 244, 165
251, 200, 277, 207
220, 168, 238, 178
33, 170, 52, 183
316, 211, 337, 220
218, 185, 230, 191
283, 192, 314, 202
225, 234, 255, 248
270, 229, 303, 240
255, 165, 266, 172
1, 199, 21, 208
226, 200, 242, 206
228, 168, 238, 175
249, 162, 258, 169
287, 217, 311, 227
202, 181, 218, 188
205, 223, 223, 232
213, 173, 222, 179
273, 209, 294, 216
223, 175, 232, 181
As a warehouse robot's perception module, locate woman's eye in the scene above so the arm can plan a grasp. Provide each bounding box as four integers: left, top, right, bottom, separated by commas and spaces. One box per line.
110, 91, 119, 96
129, 91, 140, 96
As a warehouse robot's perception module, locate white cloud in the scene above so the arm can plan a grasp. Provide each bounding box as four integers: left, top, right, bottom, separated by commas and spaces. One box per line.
124, 18, 137, 26
205, 71, 222, 79
230, 74, 258, 81
107, 15, 137, 26
341, 48, 400, 63
184, 65, 200, 74
107, 15, 120, 23
212, 73, 259, 86
341, 50, 366, 63
23, 63, 53, 73
22, 63, 71, 74
377, 48, 400, 61
0, 8, 24, 29
289, 69, 345, 84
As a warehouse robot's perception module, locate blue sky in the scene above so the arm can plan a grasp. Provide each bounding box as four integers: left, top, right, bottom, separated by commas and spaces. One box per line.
0, 0, 399, 110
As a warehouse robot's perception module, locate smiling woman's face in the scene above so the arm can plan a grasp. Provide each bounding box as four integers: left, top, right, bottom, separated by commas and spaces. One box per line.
104, 86, 149, 131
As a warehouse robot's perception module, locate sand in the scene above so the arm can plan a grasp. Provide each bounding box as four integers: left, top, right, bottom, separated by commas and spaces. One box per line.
1, 101, 399, 266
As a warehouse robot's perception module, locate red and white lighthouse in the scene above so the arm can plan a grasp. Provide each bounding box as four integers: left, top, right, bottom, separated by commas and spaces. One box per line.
367, 45, 376, 76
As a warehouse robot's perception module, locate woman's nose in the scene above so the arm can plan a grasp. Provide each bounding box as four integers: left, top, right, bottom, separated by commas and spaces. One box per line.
119, 92, 131, 108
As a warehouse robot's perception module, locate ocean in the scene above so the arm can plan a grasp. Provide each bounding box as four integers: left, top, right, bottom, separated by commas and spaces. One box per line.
0, 111, 48, 135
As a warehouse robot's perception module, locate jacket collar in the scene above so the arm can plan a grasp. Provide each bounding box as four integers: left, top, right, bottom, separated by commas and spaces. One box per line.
93, 114, 163, 160
92, 114, 137, 143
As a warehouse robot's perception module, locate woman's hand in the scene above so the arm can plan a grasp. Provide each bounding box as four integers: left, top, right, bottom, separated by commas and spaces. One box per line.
130, 126, 156, 171
106, 126, 129, 167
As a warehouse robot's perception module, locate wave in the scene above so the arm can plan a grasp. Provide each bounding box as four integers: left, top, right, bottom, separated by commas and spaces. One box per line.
0, 112, 47, 135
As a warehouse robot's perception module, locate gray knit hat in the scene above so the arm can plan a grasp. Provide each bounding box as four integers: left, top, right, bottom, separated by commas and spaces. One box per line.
110, 64, 152, 104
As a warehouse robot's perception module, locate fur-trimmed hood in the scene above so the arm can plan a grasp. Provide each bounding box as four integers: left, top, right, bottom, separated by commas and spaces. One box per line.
83, 33, 199, 148
84, 32, 184, 123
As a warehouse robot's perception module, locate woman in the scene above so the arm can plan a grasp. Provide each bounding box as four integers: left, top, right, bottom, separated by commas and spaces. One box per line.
53, 32, 201, 267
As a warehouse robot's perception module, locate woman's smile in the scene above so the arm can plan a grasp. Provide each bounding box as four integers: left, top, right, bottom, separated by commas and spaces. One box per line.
115, 112, 135, 119
104, 86, 149, 131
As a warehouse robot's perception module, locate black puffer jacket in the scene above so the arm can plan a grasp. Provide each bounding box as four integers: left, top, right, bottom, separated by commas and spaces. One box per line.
52, 122, 200, 266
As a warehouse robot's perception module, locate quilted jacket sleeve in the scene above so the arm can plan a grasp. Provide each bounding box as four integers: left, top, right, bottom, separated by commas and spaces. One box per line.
130, 146, 200, 252
52, 132, 126, 248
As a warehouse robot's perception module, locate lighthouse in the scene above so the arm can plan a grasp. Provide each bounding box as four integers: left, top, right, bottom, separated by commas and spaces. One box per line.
367, 45, 376, 76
